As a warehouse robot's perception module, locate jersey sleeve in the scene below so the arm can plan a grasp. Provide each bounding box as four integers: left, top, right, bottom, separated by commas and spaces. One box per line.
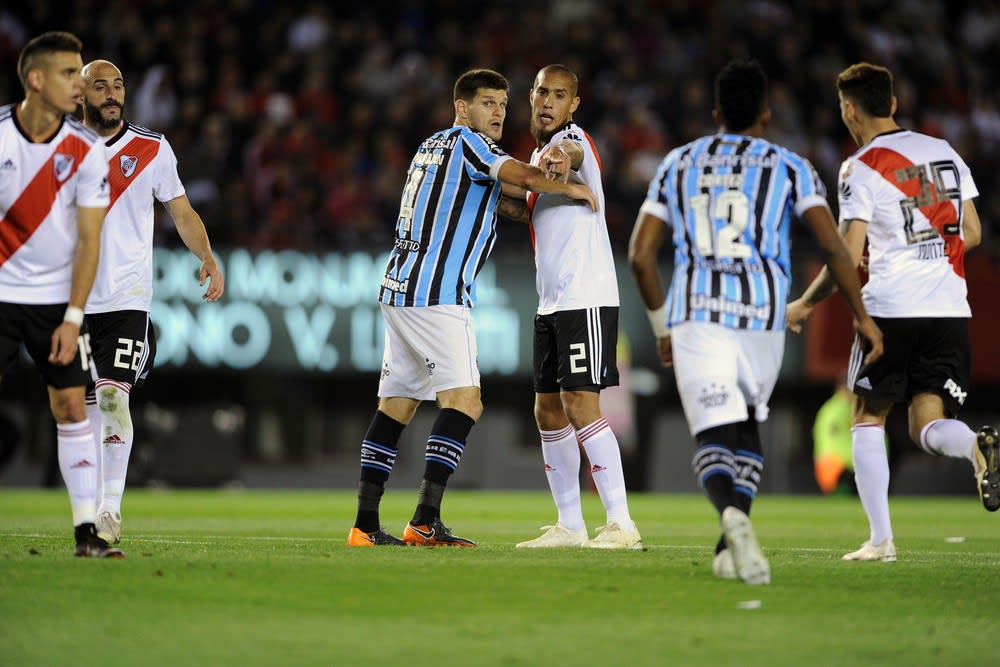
784, 150, 829, 218
836, 157, 875, 223
152, 136, 186, 203
954, 150, 979, 201
76, 140, 110, 208
461, 129, 511, 181
637, 151, 675, 225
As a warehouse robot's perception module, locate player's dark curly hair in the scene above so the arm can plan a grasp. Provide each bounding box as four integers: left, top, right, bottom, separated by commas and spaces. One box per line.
17, 31, 83, 89
454, 69, 509, 102
837, 63, 894, 118
715, 58, 768, 133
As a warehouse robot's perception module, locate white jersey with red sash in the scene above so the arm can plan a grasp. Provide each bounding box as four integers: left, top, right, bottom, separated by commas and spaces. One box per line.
86, 122, 184, 314
838, 129, 977, 318
0, 104, 110, 304
528, 122, 618, 315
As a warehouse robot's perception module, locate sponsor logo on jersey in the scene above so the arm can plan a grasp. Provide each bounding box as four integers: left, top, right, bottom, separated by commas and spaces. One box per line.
0, 158, 14, 171
855, 377, 873, 390
943, 378, 967, 405
119, 154, 138, 177
53, 153, 75, 182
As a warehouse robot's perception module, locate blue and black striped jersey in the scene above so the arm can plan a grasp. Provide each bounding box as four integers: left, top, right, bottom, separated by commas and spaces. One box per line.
640, 133, 829, 331
378, 125, 511, 308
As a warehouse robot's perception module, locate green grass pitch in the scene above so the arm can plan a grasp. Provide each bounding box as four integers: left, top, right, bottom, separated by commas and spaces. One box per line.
1, 489, 997, 666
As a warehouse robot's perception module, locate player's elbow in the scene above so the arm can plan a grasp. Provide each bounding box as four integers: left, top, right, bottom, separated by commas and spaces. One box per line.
627, 244, 655, 277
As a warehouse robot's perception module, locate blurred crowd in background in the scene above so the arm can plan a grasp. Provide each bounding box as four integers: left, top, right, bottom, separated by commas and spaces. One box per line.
2, 0, 999, 256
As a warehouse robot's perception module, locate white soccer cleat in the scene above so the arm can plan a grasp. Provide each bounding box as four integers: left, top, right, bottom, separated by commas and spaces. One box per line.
842, 539, 896, 562
712, 548, 737, 579
515, 523, 588, 548
585, 521, 643, 550
721, 507, 770, 585
95, 510, 122, 545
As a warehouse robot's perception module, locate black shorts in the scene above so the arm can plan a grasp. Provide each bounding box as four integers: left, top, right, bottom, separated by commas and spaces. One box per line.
533, 306, 619, 393
848, 316, 970, 416
0, 301, 95, 389
86, 310, 157, 388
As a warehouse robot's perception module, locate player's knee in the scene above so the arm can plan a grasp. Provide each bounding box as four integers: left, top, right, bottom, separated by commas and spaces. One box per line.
560, 390, 601, 428
97, 385, 131, 421
533, 392, 564, 428
49, 393, 86, 424
439, 388, 483, 421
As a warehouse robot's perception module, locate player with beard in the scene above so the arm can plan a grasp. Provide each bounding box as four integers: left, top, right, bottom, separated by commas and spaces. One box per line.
0, 32, 118, 557
79, 59, 224, 546
506, 64, 641, 549
348, 68, 599, 548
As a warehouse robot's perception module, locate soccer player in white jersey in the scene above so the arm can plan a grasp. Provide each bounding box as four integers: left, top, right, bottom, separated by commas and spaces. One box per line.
787, 62, 1000, 563
0, 32, 120, 558
78, 59, 225, 546
506, 65, 641, 549
629, 59, 882, 584
347, 69, 598, 548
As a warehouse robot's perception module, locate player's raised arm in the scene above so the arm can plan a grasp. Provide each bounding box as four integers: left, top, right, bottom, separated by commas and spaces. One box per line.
497, 159, 598, 211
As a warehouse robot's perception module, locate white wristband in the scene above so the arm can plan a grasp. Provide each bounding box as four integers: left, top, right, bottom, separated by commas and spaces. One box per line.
646, 302, 669, 338
63, 305, 84, 326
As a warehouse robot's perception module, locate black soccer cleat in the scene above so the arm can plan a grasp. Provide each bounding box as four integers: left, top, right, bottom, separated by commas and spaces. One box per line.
976, 426, 1000, 512
402, 518, 476, 547
347, 527, 406, 547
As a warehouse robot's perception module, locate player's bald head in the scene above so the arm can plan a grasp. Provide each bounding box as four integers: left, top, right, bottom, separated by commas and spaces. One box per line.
82, 59, 122, 85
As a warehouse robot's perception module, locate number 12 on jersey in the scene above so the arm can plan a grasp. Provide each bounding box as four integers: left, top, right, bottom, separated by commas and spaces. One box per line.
689, 191, 752, 259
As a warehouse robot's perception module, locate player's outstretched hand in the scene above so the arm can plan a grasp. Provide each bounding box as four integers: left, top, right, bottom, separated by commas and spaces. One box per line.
855, 316, 884, 365
48, 322, 79, 365
543, 145, 571, 182
785, 298, 813, 334
199, 258, 225, 301
566, 183, 599, 211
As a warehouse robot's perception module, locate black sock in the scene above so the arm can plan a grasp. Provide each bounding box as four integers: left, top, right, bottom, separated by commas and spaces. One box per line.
411, 479, 445, 525
410, 408, 475, 524
354, 411, 405, 531
355, 480, 385, 533
421, 408, 475, 485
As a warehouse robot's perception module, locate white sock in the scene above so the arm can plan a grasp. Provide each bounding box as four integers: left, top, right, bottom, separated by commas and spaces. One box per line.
540, 424, 585, 532
579, 418, 632, 526
852, 424, 892, 544
920, 418, 977, 464
57, 419, 98, 526
95, 382, 133, 515
85, 391, 104, 505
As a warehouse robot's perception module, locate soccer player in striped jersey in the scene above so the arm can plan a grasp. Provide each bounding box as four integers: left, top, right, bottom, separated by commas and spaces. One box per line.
0, 32, 120, 558
787, 62, 1000, 563
79, 59, 225, 547
348, 68, 598, 547
508, 65, 642, 550
629, 58, 882, 583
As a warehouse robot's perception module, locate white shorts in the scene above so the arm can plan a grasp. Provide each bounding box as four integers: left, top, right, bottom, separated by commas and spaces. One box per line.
670, 321, 784, 436
377, 303, 480, 401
